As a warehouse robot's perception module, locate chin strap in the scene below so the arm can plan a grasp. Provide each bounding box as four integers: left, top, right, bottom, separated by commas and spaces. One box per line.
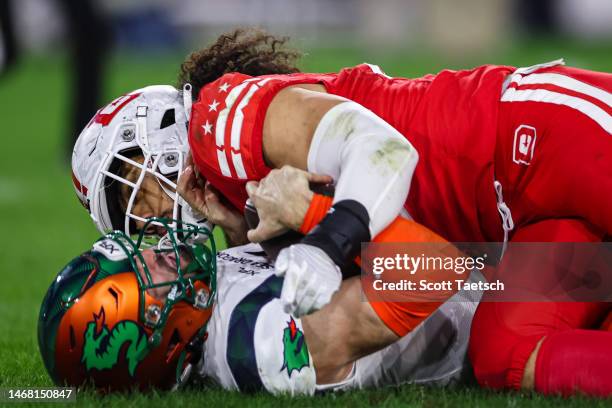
172, 325, 208, 391
172, 355, 193, 391
136, 105, 149, 151
183, 84, 193, 122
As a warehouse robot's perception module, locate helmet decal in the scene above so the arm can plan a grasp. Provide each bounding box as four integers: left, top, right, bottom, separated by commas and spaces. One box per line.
93, 93, 141, 127
81, 306, 149, 377
71, 171, 90, 210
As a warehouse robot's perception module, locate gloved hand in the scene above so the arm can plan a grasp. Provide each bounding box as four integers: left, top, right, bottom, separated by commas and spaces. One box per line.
275, 243, 342, 317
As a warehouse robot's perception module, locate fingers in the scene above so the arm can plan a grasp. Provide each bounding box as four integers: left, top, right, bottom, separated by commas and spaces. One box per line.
305, 172, 333, 185
178, 167, 247, 236
177, 165, 194, 196
203, 183, 226, 224
203, 183, 248, 241
184, 152, 193, 168
247, 226, 266, 243
177, 166, 204, 212
294, 281, 319, 317
245, 181, 260, 200
280, 267, 299, 314
203, 182, 219, 204
274, 249, 289, 277
277, 244, 341, 317
277, 165, 332, 185
247, 222, 285, 243
178, 165, 204, 196
276, 248, 298, 313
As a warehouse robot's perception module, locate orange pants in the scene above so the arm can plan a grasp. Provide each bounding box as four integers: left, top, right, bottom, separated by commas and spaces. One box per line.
362, 217, 464, 336
301, 195, 468, 337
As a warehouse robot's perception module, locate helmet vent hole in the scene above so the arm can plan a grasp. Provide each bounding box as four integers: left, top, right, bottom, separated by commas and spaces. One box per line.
107, 287, 119, 310
166, 329, 182, 361
69, 325, 76, 351
160, 109, 176, 129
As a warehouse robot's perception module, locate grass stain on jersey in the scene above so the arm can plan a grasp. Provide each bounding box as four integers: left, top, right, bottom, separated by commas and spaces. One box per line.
81, 307, 149, 377
370, 138, 414, 174
281, 317, 310, 377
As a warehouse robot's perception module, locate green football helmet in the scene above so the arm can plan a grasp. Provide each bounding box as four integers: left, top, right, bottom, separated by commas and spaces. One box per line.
38, 218, 216, 391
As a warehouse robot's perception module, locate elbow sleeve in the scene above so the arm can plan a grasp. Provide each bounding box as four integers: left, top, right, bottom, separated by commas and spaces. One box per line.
307, 101, 418, 236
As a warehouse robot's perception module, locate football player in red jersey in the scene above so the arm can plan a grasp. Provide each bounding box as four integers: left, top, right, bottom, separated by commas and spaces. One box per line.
70, 28, 612, 397
174, 29, 612, 397
70, 77, 464, 356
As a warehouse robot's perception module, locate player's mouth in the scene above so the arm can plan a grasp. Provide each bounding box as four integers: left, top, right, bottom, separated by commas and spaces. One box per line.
155, 247, 193, 273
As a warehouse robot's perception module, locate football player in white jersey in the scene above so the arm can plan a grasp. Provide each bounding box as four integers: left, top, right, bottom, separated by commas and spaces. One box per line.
39, 219, 482, 394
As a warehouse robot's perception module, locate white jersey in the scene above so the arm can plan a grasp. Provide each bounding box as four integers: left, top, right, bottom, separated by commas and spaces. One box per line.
197, 243, 481, 395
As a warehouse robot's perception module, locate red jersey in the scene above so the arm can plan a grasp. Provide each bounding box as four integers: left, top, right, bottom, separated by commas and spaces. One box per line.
188, 63, 515, 242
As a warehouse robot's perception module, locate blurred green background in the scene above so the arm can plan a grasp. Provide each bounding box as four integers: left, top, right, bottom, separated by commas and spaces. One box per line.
1, 39, 611, 397
1, 0, 612, 405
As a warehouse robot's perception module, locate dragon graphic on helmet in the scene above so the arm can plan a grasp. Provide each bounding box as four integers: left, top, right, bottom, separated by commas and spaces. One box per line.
38, 219, 216, 391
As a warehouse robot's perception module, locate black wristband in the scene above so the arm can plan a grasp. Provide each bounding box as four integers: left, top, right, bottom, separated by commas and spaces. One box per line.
301, 199, 371, 270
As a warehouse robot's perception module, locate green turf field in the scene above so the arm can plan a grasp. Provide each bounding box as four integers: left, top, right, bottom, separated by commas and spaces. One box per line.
0, 38, 611, 407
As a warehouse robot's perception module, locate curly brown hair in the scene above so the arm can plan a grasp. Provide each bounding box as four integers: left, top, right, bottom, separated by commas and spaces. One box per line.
178, 28, 302, 98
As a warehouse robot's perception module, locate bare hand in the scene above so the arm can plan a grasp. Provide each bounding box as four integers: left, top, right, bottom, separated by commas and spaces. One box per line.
177, 164, 248, 246
245, 165, 332, 243
176, 164, 206, 215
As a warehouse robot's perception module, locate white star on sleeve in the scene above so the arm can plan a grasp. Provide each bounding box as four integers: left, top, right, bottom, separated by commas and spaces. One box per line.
219, 82, 230, 93
202, 120, 213, 135
208, 99, 219, 112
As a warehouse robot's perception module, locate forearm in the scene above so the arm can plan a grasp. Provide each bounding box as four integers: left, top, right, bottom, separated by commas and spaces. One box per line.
259, 90, 419, 318
301, 277, 398, 384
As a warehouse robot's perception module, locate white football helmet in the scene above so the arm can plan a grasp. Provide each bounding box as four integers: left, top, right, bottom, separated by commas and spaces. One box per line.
71, 84, 210, 239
